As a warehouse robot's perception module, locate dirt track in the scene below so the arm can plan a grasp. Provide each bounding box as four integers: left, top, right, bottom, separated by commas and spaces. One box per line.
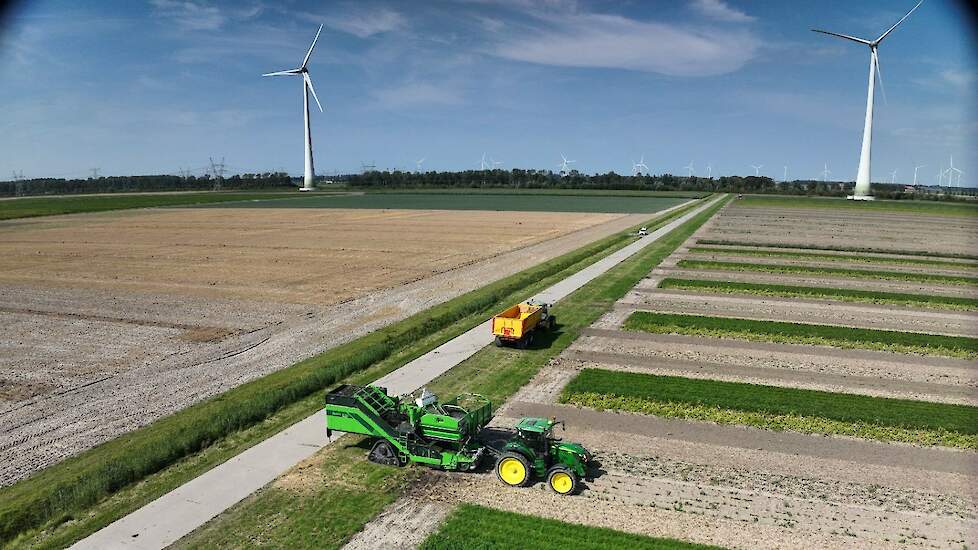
0, 207, 652, 486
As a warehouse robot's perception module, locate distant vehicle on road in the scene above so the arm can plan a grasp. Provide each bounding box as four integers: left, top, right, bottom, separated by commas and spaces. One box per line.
638, 227, 648, 236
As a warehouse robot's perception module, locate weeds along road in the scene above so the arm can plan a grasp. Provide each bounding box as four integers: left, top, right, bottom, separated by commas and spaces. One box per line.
71, 196, 724, 550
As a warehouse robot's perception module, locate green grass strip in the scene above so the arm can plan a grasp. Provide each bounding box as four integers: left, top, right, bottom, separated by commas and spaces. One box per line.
164, 197, 733, 550
622, 311, 978, 359
695, 239, 978, 261
676, 259, 978, 286
561, 369, 978, 448
420, 503, 722, 550
0, 192, 305, 220
658, 278, 978, 311
687, 246, 978, 270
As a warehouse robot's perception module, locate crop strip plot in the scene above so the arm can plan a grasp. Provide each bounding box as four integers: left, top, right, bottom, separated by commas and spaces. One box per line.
657, 278, 978, 311
561, 369, 978, 449
686, 246, 978, 270
694, 239, 978, 261
675, 259, 978, 286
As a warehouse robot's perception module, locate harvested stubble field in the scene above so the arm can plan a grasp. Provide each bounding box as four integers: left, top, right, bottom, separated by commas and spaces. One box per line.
0, 201, 661, 486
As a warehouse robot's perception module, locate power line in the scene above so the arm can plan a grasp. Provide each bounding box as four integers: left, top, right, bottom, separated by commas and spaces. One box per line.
89, 167, 101, 179
208, 157, 226, 190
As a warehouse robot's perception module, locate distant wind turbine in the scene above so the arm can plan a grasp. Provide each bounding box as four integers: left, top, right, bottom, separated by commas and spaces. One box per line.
632, 155, 649, 176
948, 155, 963, 187
890, 169, 898, 184
558, 154, 576, 174
480, 153, 489, 171
706, 163, 713, 178
684, 162, 694, 178
415, 157, 425, 172
263, 24, 325, 192
822, 163, 832, 182
812, 0, 925, 200
912, 164, 925, 186
783, 165, 789, 182
750, 164, 763, 177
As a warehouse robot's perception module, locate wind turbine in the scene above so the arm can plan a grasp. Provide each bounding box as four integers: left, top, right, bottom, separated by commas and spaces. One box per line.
750, 164, 763, 177
415, 157, 426, 172
263, 24, 325, 192
812, 0, 924, 201
558, 154, 575, 175
822, 163, 832, 182
890, 168, 898, 184
706, 163, 713, 179
684, 162, 694, 178
783, 165, 789, 182
912, 164, 925, 186
948, 156, 963, 187
480, 153, 489, 171
632, 155, 649, 176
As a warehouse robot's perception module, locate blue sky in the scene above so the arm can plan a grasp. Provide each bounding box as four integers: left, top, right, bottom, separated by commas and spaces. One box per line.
0, 0, 974, 185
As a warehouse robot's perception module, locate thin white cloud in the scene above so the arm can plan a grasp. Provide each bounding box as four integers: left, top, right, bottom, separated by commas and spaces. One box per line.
689, 0, 755, 23
371, 82, 463, 108
493, 13, 760, 77
940, 69, 977, 89
320, 8, 407, 38
150, 0, 225, 31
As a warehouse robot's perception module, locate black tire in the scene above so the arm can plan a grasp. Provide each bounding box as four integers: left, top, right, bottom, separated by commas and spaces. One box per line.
495, 452, 532, 487
517, 336, 528, 349
368, 440, 403, 467
494, 336, 503, 347
547, 465, 578, 495
548, 316, 556, 331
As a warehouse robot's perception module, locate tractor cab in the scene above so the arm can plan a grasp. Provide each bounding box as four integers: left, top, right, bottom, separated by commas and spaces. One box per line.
495, 416, 592, 495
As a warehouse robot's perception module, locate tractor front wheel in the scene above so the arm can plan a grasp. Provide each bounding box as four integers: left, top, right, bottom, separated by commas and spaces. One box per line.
547, 466, 578, 495
495, 452, 531, 488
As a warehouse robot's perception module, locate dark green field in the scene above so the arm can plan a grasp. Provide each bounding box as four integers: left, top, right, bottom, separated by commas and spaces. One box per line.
420, 504, 720, 550
195, 192, 691, 213
562, 369, 978, 436
0, 192, 301, 220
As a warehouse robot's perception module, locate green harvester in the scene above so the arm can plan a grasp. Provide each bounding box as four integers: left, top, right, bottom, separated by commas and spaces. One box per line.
325, 384, 592, 495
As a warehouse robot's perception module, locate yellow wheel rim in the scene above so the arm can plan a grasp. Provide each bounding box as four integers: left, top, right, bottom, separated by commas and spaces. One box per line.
498, 458, 527, 486
550, 471, 573, 494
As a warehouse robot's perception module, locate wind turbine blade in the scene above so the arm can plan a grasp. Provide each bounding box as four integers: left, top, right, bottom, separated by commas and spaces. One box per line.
811, 29, 872, 45
874, 50, 887, 105
876, 0, 925, 44
302, 24, 324, 69
262, 69, 301, 77
304, 73, 324, 112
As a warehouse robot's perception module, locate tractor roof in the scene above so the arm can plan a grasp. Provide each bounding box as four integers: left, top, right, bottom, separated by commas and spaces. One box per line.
515, 417, 552, 433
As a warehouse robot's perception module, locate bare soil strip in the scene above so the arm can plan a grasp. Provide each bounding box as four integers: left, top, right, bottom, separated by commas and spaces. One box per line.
615, 291, 978, 338
563, 350, 978, 405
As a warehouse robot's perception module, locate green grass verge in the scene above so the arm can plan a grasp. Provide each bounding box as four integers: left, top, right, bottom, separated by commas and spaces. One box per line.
194, 192, 690, 213
676, 259, 978, 286
561, 369, 978, 449
167, 197, 731, 549
622, 311, 978, 359
737, 195, 978, 217
0, 192, 306, 220
658, 278, 978, 311
1, 197, 714, 548
687, 246, 978, 270
419, 503, 721, 550
695, 239, 978, 261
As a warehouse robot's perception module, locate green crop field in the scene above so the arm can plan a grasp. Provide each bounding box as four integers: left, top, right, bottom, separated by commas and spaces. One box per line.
658, 278, 978, 311
694, 239, 978, 261
622, 311, 978, 358
193, 192, 691, 213
737, 195, 978, 217
687, 246, 978, 270
419, 504, 721, 550
676, 259, 978, 286
0, 192, 304, 220
562, 369, 978, 448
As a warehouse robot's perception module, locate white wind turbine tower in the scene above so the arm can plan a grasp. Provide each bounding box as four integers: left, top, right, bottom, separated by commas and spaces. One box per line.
558, 153, 575, 175
783, 165, 789, 182
706, 163, 713, 178
684, 162, 694, 178
912, 164, 925, 186
822, 163, 832, 182
890, 169, 898, 184
632, 155, 649, 176
948, 155, 963, 187
415, 157, 426, 172
263, 24, 325, 192
812, 0, 924, 201
480, 153, 490, 171
750, 164, 763, 177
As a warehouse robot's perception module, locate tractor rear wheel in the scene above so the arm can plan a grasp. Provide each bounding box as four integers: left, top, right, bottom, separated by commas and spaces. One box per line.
495, 452, 531, 488
368, 440, 403, 467
547, 466, 578, 495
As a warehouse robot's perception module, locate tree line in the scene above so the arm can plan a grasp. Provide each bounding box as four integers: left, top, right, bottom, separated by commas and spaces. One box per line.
0, 173, 294, 197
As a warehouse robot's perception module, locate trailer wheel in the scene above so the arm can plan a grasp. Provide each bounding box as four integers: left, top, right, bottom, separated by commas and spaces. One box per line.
494, 336, 503, 347
547, 466, 578, 495
495, 452, 531, 487
548, 316, 556, 331
517, 336, 528, 349
368, 440, 403, 467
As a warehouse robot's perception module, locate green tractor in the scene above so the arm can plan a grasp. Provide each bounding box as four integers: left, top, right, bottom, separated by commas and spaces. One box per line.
324, 384, 592, 495
493, 417, 591, 495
